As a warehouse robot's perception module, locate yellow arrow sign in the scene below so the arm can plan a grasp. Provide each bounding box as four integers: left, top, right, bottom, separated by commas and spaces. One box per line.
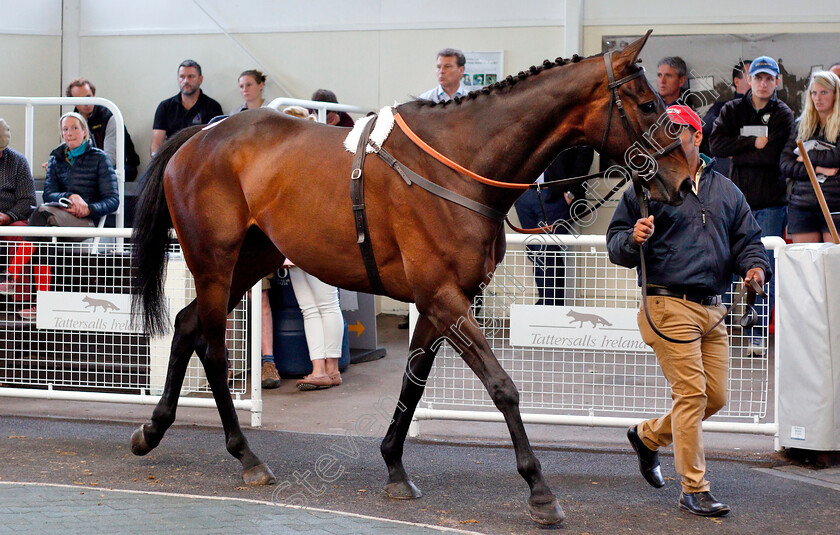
348, 320, 365, 337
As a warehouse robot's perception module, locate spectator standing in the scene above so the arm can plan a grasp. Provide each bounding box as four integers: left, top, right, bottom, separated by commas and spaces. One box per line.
699, 60, 751, 176
232, 69, 267, 114
417, 48, 469, 103
230, 68, 278, 387
66, 78, 141, 181
609, 105, 770, 518
709, 56, 794, 354
657, 56, 688, 107
150, 59, 223, 156
781, 71, 840, 243
514, 146, 592, 305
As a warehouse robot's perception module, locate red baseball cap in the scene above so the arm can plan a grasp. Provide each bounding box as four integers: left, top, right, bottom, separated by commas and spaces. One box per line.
666, 105, 702, 132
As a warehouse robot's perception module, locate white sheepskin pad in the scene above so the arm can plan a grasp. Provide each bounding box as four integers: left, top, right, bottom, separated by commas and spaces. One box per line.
343, 106, 395, 154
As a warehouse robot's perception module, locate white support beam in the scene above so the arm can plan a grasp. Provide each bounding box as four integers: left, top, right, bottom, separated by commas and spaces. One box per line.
564, 0, 583, 56
61, 0, 81, 92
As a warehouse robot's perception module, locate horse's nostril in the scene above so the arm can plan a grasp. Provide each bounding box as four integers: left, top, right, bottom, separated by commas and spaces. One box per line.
679, 177, 692, 198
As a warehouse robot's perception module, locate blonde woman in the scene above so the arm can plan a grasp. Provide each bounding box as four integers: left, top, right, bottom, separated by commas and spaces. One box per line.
781, 71, 840, 242
6, 112, 118, 320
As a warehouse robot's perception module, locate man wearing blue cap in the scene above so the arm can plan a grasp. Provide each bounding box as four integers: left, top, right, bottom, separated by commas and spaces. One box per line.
709, 55, 794, 355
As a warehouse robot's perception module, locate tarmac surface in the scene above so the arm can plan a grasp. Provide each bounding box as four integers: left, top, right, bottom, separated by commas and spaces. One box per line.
2, 315, 840, 534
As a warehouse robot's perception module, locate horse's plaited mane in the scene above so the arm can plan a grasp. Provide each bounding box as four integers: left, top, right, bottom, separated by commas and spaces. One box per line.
418, 54, 586, 108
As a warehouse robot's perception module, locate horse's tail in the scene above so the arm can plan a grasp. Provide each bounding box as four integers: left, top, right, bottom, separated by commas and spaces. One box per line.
131, 125, 204, 336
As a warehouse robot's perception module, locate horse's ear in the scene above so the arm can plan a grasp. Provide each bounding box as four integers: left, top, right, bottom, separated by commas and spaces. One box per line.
617, 29, 653, 67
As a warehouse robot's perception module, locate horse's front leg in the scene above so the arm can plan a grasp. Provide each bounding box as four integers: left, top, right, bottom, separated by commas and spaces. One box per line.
381, 313, 440, 499
425, 291, 564, 526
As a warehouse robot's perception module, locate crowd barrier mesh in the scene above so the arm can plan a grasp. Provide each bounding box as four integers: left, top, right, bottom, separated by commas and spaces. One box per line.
422, 241, 770, 422
0, 239, 249, 396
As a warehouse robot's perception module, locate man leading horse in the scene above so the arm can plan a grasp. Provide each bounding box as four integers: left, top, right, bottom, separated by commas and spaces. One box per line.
607, 105, 771, 517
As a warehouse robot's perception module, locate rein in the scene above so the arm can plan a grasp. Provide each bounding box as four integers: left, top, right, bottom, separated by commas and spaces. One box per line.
392, 52, 684, 235
632, 174, 766, 344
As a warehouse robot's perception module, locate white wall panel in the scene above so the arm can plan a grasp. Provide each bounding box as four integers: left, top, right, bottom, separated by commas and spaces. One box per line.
0, 35, 63, 177
0, 0, 62, 35
78, 0, 564, 36
583, 0, 840, 25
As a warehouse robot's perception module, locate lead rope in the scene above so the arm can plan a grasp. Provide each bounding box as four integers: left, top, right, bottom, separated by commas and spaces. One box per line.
633, 172, 764, 344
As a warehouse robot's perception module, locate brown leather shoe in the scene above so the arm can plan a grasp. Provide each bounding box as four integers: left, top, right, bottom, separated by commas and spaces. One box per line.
261, 362, 281, 389
328, 372, 341, 386
296, 374, 332, 391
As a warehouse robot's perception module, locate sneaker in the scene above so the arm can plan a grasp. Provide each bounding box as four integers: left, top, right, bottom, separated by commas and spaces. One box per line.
261, 361, 281, 389
749, 337, 766, 356
18, 306, 37, 322
0, 276, 18, 296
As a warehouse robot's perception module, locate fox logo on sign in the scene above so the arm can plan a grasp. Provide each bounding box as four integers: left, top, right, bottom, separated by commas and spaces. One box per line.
83, 295, 120, 313
566, 309, 612, 328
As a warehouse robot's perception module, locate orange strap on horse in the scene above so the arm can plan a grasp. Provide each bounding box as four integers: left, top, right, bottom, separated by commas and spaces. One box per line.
394, 112, 530, 190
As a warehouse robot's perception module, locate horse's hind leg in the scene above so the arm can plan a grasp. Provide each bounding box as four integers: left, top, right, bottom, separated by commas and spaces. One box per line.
130, 300, 201, 455
426, 292, 563, 525
381, 313, 439, 499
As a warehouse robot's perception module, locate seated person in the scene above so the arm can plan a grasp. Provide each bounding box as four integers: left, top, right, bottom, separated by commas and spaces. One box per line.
0, 118, 37, 300
66, 78, 141, 181
310, 89, 354, 126
0, 118, 35, 227
10, 112, 118, 320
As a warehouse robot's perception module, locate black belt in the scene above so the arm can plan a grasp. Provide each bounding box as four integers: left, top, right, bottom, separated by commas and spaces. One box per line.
646, 288, 722, 307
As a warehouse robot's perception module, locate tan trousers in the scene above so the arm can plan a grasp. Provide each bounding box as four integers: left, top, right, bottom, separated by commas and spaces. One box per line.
636, 296, 729, 493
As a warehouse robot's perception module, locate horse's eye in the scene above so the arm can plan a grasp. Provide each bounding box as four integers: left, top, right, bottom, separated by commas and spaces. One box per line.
640, 101, 657, 114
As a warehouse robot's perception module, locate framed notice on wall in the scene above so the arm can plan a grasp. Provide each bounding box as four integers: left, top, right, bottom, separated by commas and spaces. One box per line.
462, 51, 504, 89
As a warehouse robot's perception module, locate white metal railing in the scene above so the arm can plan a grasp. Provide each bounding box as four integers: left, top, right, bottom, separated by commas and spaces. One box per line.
266, 97, 371, 123
0, 227, 264, 427
0, 96, 126, 228
412, 234, 785, 446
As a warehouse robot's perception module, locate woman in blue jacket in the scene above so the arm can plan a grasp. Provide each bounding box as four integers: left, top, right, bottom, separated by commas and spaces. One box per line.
38, 111, 119, 223
8, 112, 118, 321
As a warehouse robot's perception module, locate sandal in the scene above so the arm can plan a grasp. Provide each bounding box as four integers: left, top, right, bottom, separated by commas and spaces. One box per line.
328, 372, 341, 387
296, 374, 332, 391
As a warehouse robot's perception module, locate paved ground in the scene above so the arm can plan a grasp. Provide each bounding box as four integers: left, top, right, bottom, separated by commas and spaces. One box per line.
2, 416, 840, 534
2, 315, 838, 534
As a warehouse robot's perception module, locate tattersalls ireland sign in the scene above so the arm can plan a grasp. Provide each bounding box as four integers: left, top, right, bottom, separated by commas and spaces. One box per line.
509, 304, 650, 352
34, 291, 142, 333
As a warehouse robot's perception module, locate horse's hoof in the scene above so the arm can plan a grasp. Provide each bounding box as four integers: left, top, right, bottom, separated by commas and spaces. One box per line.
527, 497, 564, 526
130, 425, 153, 456
384, 479, 422, 500
242, 463, 277, 486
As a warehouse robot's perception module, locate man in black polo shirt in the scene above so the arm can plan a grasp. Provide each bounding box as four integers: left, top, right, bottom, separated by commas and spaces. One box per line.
150, 59, 223, 156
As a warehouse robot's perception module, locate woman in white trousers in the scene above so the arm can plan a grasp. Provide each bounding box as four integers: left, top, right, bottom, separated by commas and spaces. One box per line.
289, 267, 344, 390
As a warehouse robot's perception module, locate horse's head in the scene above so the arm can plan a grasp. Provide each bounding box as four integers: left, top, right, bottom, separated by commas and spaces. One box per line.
595, 31, 693, 205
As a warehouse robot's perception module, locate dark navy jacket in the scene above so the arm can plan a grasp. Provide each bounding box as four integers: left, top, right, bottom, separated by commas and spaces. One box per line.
44, 143, 119, 220
607, 156, 771, 296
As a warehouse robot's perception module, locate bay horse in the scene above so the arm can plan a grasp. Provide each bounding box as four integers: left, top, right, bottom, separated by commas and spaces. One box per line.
130, 31, 692, 525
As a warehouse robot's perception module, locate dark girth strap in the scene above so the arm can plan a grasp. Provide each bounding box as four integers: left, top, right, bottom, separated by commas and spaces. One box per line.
350, 116, 387, 295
